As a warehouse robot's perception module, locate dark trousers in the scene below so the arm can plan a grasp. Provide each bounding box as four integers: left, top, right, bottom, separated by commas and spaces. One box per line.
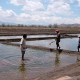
78, 45, 80, 52
56, 42, 60, 49
21, 51, 25, 60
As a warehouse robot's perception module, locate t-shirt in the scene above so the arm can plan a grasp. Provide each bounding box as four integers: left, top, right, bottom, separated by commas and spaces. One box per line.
20, 38, 26, 51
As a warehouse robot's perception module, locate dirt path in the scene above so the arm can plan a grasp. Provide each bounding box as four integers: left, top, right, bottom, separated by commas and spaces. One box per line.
32, 62, 80, 80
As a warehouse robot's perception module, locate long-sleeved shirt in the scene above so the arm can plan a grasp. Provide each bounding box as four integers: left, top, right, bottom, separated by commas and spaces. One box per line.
20, 38, 26, 51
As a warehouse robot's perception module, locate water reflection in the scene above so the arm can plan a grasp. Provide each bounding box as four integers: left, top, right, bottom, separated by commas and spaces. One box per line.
54, 53, 60, 66
12, 37, 78, 51
77, 54, 80, 62
0, 42, 78, 79
54, 49, 62, 67
19, 61, 26, 72
19, 61, 27, 80
24, 38, 78, 51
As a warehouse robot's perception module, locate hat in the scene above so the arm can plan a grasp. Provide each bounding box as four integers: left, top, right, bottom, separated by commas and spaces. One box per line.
55, 30, 59, 33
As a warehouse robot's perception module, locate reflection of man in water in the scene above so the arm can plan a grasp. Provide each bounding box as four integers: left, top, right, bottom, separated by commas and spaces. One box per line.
55, 53, 60, 66
55, 30, 61, 49
19, 61, 27, 80
20, 34, 27, 60
19, 61, 26, 72
77, 53, 80, 62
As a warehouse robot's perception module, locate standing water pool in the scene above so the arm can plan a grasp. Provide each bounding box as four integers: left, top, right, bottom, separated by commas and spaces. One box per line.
0, 35, 79, 80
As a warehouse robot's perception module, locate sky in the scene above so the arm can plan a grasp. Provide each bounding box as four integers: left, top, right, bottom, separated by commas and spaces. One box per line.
0, 0, 80, 25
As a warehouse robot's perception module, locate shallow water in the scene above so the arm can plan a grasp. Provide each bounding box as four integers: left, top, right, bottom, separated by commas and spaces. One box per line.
0, 35, 80, 79
25, 38, 78, 51
0, 35, 79, 51
0, 43, 79, 79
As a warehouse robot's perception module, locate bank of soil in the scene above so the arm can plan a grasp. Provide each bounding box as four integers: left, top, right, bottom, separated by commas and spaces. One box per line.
33, 62, 80, 80
0, 27, 80, 36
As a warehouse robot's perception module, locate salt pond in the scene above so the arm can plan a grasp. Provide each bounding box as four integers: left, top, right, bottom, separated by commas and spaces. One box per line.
0, 35, 80, 79
26, 38, 78, 51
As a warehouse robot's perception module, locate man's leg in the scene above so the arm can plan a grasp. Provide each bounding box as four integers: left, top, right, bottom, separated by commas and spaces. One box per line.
56, 42, 58, 49
78, 46, 79, 52
22, 51, 25, 60
58, 42, 60, 49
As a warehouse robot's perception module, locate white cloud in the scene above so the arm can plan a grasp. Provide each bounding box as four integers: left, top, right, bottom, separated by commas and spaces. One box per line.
1, 0, 80, 25
74, 17, 80, 23
20, 0, 73, 21
16, 11, 80, 25
9, 0, 72, 16
6, 10, 17, 17
17, 13, 47, 22
31, 15, 49, 21
17, 13, 31, 22
77, 0, 80, 6
0, 6, 17, 22
47, 0, 72, 15
49, 0, 73, 4
0, 5, 80, 25
69, 0, 75, 3
10, 0, 25, 5
9, 0, 42, 6
22, 0, 44, 12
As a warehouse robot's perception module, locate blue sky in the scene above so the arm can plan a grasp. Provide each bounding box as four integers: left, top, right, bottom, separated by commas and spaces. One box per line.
0, 0, 80, 25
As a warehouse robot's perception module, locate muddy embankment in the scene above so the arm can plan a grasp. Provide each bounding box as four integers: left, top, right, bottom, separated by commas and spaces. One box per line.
0, 27, 80, 36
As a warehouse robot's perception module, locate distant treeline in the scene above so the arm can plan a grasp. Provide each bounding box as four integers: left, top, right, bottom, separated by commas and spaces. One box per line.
0, 24, 80, 28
